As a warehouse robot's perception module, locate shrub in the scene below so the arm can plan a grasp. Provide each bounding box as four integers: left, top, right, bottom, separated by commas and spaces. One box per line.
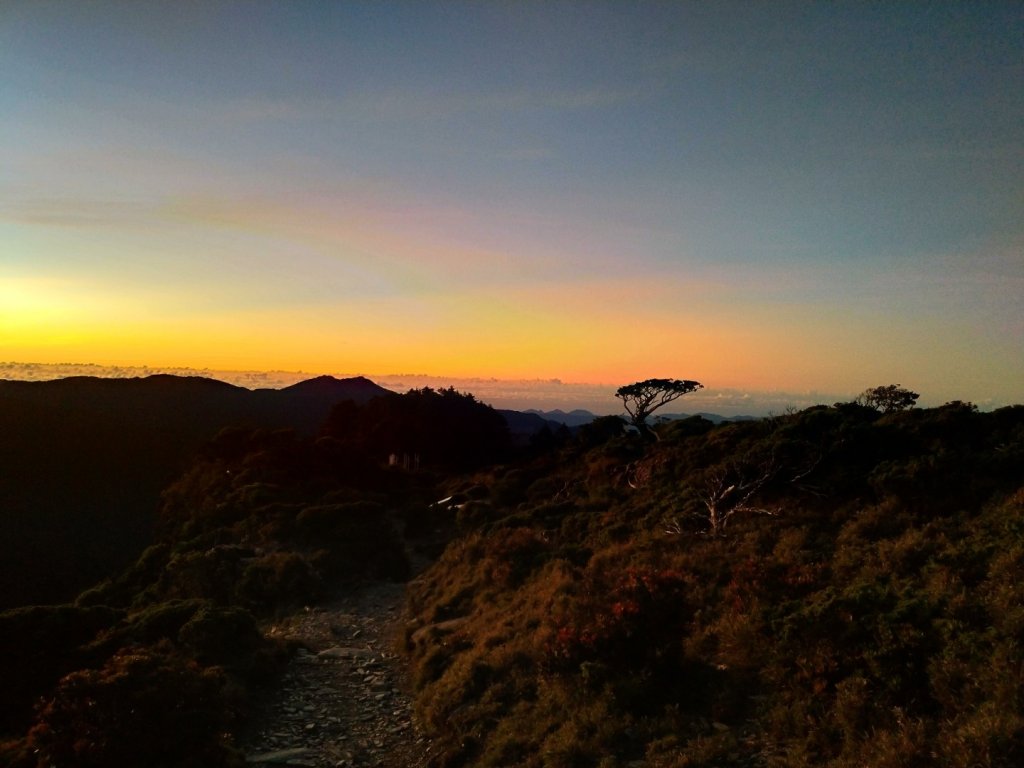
401, 404, 1024, 766
27, 645, 243, 768
0, 604, 123, 733
177, 604, 264, 668
297, 501, 410, 581
236, 551, 321, 610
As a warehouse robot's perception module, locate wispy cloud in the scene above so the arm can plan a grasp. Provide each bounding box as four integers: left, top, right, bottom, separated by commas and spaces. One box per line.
208, 97, 314, 125
198, 85, 636, 126
492, 147, 556, 161
852, 240, 1024, 316
347, 85, 636, 121
0, 198, 160, 229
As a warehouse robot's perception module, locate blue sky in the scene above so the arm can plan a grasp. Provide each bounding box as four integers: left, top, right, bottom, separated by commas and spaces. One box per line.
1, 1, 1022, 409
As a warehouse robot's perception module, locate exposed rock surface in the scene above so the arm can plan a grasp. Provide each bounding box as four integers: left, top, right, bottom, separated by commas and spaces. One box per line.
239, 581, 435, 767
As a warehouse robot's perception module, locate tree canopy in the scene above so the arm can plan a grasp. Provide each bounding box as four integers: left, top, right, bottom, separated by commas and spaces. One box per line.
322, 386, 511, 471
615, 378, 703, 436
856, 384, 920, 413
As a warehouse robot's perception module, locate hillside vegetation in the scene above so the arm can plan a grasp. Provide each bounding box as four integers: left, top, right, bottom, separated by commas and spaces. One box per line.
1, 385, 1022, 767
0, 375, 391, 608
403, 401, 1024, 767
0, 386, 505, 767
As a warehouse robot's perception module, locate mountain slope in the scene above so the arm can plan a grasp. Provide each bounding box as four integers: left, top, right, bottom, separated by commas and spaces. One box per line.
402, 402, 1024, 767
0, 374, 393, 608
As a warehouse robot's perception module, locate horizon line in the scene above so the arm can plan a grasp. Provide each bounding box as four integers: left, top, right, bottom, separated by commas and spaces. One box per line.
0, 360, 860, 398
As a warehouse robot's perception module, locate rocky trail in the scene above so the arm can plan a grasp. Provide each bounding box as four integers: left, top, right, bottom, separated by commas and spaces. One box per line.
239, 579, 436, 768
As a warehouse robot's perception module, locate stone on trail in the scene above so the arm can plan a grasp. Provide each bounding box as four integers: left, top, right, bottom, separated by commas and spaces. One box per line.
247, 746, 316, 764
239, 580, 434, 767
318, 645, 376, 660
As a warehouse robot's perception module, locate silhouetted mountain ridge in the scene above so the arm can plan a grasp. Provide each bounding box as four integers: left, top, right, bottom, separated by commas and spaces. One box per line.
279, 374, 389, 398
497, 409, 567, 442
0, 374, 393, 608
659, 411, 760, 424
524, 408, 760, 426
0, 373, 577, 608
524, 408, 598, 427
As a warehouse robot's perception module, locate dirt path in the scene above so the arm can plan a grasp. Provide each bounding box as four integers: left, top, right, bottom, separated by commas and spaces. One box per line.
239, 580, 436, 768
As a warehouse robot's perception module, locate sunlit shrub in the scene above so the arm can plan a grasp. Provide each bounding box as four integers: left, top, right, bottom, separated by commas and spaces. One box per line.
480, 527, 550, 588
402, 405, 1024, 765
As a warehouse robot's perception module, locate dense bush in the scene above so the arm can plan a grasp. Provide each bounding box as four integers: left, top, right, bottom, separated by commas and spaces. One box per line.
322, 387, 512, 471
6, 391, 1022, 767
1, 409, 420, 762
25, 644, 243, 768
297, 501, 411, 581
404, 403, 1024, 767
0, 604, 124, 733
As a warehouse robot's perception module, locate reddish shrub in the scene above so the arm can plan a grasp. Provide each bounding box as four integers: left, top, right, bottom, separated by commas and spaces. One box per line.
549, 567, 692, 669
27, 645, 242, 767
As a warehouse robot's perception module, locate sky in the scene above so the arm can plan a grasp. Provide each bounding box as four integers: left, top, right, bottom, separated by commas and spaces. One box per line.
2, 1, 1022, 411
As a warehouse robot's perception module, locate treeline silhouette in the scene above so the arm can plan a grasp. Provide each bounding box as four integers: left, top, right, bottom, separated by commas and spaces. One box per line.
322, 386, 512, 471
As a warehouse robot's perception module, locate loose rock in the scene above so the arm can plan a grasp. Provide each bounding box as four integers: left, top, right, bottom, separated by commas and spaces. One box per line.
239, 581, 435, 767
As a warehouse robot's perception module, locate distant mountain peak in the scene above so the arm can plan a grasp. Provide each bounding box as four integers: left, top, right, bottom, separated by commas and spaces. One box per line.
16, 373, 243, 392
138, 373, 242, 389
524, 408, 598, 427
281, 375, 392, 397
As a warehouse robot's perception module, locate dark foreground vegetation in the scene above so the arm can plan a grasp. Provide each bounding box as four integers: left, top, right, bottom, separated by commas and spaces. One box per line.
1, 379, 1022, 767
0, 385, 506, 767
0, 374, 391, 608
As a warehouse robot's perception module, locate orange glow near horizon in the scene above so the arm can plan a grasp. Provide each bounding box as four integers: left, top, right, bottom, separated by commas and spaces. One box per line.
3, 182, 1021, 405
0, 294, 892, 394
2, 4, 1022, 411
4, 256, 1020, 405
